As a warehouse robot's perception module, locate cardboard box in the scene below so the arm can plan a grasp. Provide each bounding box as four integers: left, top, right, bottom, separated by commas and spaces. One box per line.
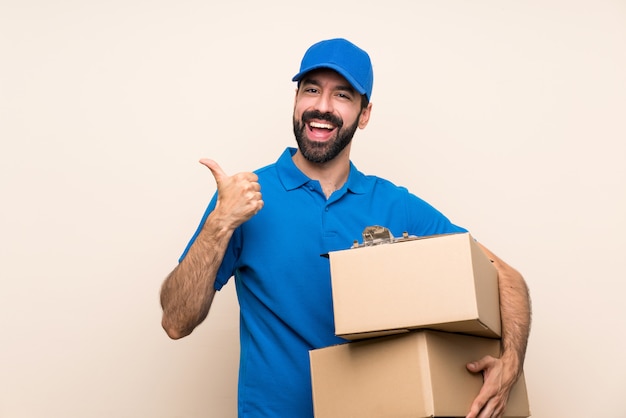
310, 331, 530, 418
328, 232, 501, 340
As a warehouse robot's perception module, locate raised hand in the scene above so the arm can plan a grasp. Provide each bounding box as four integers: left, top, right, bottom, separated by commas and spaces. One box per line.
200, 159, 264, 230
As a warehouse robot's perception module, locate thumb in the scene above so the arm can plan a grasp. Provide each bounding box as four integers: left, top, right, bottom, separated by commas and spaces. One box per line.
199, 158, 228, 183
467, 355, 493, 374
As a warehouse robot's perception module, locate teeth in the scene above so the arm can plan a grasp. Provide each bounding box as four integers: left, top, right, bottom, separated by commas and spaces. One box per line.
310, 122, 334, 129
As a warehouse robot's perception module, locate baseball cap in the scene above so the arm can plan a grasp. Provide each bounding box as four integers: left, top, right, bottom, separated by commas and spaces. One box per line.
292, 38, 374, 101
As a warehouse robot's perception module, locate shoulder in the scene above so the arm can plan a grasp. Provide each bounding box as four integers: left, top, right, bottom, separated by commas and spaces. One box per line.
353, 170, 414, 199
351, 171, 436, 213
254, 161, 278, 177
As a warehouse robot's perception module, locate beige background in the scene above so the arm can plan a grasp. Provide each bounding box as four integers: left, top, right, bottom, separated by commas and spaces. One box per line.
1, 1, 625, 417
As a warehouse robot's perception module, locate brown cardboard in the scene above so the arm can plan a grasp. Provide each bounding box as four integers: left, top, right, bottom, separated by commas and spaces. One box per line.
309, 331, 530, 418
328, 232, 501, 340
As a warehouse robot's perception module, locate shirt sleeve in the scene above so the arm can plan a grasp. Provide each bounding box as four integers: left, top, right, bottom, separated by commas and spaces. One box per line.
403, 190, 468, 236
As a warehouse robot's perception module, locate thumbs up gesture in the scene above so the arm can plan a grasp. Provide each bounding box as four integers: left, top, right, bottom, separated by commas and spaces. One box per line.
200, 159, 264, 230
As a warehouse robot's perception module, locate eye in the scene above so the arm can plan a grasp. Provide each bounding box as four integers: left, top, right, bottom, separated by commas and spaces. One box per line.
336, 92, 353, 100
303, 87, 319, 94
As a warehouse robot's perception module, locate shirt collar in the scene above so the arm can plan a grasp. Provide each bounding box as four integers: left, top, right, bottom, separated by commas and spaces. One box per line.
277, 147, 368, 195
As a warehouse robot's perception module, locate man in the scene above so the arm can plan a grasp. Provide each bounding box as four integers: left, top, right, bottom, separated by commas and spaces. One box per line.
160, 38, 531, 418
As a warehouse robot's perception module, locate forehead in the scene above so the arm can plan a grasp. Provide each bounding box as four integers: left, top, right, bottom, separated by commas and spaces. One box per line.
299, 69, 355, 91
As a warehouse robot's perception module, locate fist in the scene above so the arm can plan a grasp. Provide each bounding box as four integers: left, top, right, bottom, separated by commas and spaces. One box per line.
200, 159, 264, 229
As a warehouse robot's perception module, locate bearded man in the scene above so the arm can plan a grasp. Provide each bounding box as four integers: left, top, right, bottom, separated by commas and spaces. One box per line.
160, 38, 531, 418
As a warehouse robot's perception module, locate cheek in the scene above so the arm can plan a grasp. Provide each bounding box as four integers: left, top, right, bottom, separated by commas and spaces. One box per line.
293, 101, 308, 119
338, 101, 362, 119
338, 109, 359, 128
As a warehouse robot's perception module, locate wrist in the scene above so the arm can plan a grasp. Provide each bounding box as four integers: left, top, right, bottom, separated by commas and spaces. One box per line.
500, 349, 524, 382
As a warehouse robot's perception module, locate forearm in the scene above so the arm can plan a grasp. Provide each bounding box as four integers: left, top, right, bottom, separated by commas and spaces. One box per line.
160, 159, 263, 339
479, 243, 531, 376
160, 213, 234, 339
464, 243, 531, 417
498, 264, 531, 373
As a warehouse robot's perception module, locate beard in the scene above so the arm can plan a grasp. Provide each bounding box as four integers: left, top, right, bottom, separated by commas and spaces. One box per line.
293, 110, 359, 164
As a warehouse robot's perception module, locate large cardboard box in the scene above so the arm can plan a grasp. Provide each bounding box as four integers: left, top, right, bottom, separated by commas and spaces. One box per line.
328, 232, 501, 340
310, 331, 530, 418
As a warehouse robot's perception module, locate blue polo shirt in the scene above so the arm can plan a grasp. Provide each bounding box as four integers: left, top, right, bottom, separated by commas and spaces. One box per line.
180, 147, 466, 417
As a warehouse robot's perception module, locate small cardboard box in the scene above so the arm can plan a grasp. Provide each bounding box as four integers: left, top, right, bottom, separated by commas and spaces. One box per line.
328, 232, 501, 340
310, 331, 530, 418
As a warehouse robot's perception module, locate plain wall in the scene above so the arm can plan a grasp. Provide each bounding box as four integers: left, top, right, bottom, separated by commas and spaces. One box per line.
1, 1, 625, 417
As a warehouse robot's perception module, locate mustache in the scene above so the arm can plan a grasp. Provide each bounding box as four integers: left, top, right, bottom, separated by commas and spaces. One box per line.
302, 110, 343, 128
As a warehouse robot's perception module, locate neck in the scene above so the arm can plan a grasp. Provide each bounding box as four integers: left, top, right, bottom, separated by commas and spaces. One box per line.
292, 147, 351, 198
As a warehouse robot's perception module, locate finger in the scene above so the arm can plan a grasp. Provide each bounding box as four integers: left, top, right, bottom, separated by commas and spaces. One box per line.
465, 400, 484, 418
466, 391, 489, 418
199, 159, 228, 183
467, 361, 482, 374
467, 355, 495, 374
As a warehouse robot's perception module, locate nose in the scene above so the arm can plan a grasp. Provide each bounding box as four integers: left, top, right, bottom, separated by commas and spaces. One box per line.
313, 91, 333, 114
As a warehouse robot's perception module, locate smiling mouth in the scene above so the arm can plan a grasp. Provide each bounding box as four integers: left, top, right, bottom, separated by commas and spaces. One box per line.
302, 110, 342, 132
309, 121, 335, 130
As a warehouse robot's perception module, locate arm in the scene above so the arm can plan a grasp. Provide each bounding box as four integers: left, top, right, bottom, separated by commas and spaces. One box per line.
466, 242, 531, 418
160, 159, 263, 339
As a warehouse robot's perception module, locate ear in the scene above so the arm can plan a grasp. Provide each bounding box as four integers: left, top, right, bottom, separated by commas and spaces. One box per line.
358, 102, 373, 129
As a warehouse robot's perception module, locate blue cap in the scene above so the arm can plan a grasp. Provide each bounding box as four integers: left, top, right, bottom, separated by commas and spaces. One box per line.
292, 38, 373, 101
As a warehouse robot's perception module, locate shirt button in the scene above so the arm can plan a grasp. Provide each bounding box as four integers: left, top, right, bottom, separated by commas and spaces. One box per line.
325, 207, 329, 212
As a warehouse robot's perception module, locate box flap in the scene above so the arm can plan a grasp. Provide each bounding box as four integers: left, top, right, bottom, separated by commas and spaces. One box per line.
469, 236, 501, 336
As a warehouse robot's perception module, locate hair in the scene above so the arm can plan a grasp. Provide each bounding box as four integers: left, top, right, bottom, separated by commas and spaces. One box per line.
360, 94, 370, 110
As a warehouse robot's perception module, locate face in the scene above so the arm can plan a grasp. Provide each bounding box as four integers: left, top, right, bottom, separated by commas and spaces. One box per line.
293, 69, 371, 164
